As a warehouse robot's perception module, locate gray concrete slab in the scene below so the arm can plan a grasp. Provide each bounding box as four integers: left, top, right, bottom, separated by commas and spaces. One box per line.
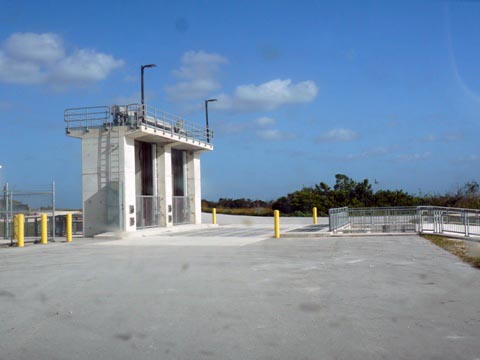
0, 228, 479, 360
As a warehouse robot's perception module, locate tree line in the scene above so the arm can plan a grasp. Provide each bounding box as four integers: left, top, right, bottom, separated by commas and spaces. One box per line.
202, 174, 480, 216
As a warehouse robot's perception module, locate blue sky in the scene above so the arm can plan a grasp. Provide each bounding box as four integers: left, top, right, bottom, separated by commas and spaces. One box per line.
0, 0, 479, 207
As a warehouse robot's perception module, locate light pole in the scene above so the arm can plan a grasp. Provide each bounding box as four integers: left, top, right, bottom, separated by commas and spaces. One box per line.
205, 98, 217, 143
141, 64, 157, 119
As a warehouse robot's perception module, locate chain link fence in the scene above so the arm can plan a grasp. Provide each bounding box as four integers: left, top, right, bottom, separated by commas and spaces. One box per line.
0, 182, 68, 245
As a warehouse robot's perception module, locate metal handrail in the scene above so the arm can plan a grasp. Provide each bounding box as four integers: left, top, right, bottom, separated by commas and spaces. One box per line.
64, 103, 212, 145
136, 195, 161, 229
329, 205, 480, 237
173, 196, 190, 225
64, 106, 110, 132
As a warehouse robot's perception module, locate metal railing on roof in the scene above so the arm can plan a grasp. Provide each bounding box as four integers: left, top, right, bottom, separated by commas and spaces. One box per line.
64, 103, 212, 145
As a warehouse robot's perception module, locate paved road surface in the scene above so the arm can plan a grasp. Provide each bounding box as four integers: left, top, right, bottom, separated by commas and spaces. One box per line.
0, 219, 479, 360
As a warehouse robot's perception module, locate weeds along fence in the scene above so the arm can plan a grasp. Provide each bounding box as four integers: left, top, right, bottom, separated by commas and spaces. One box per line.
329, 206, 480, 237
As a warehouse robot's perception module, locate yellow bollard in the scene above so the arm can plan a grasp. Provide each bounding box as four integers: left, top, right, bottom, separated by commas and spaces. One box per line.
274, 210, 280, 238
212, 208, 217, 225
17, 214, 24, 248
41, 214, 48, 245
66, 213, 73, 242
313, 207, 318, 225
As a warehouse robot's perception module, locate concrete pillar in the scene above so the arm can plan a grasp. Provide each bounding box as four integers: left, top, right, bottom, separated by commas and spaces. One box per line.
187, 151, 202, 224
122, 135, 136, 232
157, 145, 173, 227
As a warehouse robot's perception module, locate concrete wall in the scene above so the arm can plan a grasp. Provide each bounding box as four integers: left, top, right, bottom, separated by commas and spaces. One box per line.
122, 135, 136, 233
187, 151, 202, 224
80, 127, 205, 236
157, 145, 173, 227
82, 129, 121, 237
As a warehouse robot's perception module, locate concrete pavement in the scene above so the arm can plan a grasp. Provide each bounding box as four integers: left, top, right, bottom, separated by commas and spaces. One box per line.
0, 221, 479, 360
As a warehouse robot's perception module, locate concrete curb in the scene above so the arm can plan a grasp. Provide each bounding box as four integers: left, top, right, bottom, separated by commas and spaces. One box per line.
281, 231, 480, 240
280, 231, 414, 238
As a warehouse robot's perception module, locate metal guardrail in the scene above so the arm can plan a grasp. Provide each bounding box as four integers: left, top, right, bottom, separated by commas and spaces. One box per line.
64, 103, 212, 145
329, 206, 480, 237
173, 196, 190, 225
417, 206, 480, 237
140, 104, 211, 144
328, 206, 349, 232
64, 106, 110, 131
136, 195, 161, 229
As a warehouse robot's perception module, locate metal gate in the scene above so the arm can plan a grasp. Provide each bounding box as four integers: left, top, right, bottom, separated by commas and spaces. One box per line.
173, 196, 190, 225
136, 195, 161, 229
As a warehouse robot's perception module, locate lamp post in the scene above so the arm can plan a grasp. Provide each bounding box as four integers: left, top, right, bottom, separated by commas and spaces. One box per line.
141, 64, 157, 120
205, 98, 217, 143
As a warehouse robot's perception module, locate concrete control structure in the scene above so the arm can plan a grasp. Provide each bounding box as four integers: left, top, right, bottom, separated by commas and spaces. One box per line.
65, 104, 213, 237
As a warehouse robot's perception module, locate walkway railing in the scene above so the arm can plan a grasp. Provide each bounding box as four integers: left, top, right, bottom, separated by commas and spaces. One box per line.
328, 207, 349, 232
136, 195, 161, 229
173, 196, 190, 225
64, 103, 212, 145
329, 206, 480, 237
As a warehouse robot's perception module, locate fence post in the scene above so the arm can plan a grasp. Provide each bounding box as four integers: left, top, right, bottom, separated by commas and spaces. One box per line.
419, 208, 423, 233
52, 181, 56, 242
66, 213, 72, 242
41, 214, 48, 245
440, 210, 444, 234
313, 207, 318, 225
328, 209, 332, 232
274, 210, 280, 238
212, 208, 217, 225
464, 211, 469, 237
17, 214, 24, 247
13, 214, 18, 241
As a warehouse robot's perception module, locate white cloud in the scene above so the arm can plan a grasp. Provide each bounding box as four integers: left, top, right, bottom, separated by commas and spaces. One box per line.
0, 52, 46, 84
166, 51, 317, 112
173, 50, 227, 79
256, 129, 295, 141
51, 49, 123, 85
420, 132, 463, 143
458, 155, 480, 162
166, 50, 227, 101
396, 152, 431, 161
0, 32, 123, 87
3, 33, 64, 64
216, 121, 250, 135
254, 116, 275, 127
345, 147, 388, 160
167, 78, 219, 100
217, 116, 281, 137
316, 128, 359, 142
216, 78, 318, 111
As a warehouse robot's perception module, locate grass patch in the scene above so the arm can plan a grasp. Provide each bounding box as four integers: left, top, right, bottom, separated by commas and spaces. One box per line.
202, 207, 274, 217
421, 234, 480, 269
